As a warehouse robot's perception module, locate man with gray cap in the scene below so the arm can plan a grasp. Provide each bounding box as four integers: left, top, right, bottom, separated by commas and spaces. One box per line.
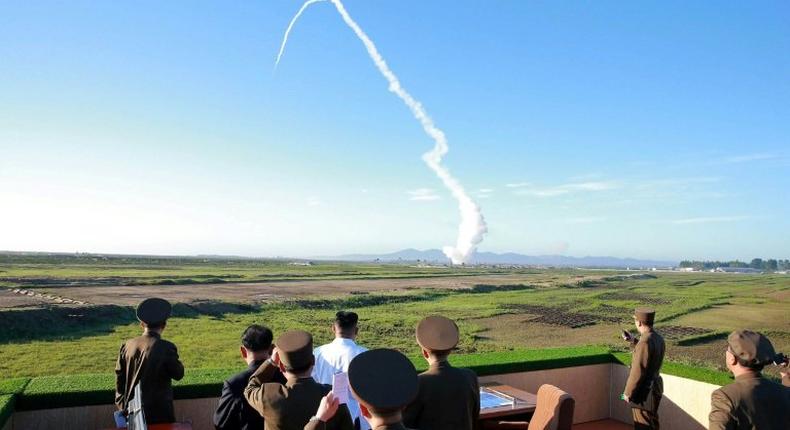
622, 308, 665, 430
244, 329, 354, 430
403, 315, 480, 430
708, 330, 790, 430
115, 297, 185, 424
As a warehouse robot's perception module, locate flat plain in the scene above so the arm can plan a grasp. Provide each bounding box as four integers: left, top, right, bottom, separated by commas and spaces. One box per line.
0, 254, 787, 381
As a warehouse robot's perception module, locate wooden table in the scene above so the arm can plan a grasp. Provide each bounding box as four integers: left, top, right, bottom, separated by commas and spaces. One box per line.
479, 384, 538, 420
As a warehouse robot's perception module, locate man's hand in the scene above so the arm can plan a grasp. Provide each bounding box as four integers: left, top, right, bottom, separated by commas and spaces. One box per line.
315, 392, 340, 422
622, 394, 630, 403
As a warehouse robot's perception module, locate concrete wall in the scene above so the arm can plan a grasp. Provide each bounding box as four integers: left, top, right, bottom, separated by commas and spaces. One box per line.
8, 364, 723, 430
479, 363, 612, 424
10, 397, 218, 430
609, 363, 720, 430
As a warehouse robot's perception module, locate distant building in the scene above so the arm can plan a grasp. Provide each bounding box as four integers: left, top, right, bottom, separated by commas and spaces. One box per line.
714, 267, 761, 274
678, 267, 696, 272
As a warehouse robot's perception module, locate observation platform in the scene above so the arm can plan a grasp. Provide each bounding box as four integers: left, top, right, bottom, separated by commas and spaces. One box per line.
0, 346, 731, 430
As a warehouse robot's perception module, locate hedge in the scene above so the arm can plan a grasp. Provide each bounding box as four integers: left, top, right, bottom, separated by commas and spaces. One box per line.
0, 378, 29, 396
0, 395, 14, 429
0, 347, 735, 427
611, 352, 732, 386
18, 368, 239, 410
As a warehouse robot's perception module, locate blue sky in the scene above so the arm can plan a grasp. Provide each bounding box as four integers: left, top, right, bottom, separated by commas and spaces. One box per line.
0, 1, 788, 261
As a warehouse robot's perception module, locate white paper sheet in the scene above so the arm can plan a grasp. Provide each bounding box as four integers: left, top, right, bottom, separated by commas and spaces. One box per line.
332, 372, 350, 404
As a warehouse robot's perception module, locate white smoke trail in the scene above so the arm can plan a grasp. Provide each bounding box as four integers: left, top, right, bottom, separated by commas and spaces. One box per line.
277, 0, 487, 264
275, 0, 327, 68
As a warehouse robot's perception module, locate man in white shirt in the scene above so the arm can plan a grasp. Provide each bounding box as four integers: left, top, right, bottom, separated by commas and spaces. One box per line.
313, 311, 370, 430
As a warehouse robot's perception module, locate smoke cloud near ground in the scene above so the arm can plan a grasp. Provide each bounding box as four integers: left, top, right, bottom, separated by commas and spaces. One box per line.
275, 0, 487, 264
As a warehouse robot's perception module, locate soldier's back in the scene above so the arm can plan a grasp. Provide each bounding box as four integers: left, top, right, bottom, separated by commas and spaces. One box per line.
118, 333, 184, 423
404, 362, 479, 430
711, 374, 790, 430
262, 379, 352, 430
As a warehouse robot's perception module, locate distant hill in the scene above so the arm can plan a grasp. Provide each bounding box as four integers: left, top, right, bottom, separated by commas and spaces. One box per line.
323, 248, 676, 268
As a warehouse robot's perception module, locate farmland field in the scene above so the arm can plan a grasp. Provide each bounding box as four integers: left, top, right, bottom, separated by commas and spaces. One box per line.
0, 254, 788, 382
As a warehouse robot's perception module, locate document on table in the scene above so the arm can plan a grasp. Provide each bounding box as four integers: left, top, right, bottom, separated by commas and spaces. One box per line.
332, 372, 350, 404
480, 389, 515, 409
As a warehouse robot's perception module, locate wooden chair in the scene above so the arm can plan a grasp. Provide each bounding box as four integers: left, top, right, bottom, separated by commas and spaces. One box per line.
482, 384, 575, 430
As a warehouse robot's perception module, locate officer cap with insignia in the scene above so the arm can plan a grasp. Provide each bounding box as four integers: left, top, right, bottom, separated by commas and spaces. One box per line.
633, 308, 656, 326
348, 349, 418, 413
136, 298, 172, 326
727, 330, 776, 366
416, 315, 459, 352
275, 330, 314, 371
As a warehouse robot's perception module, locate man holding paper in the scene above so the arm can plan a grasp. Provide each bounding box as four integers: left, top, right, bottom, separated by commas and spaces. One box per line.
244, 330, 353, 430
313, 311, 370, 430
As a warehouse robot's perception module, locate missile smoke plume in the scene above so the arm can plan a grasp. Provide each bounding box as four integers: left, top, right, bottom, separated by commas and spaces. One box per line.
276, 0, 487, 264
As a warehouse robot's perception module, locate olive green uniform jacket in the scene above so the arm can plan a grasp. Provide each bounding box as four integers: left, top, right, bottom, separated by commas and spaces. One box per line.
708, 372, 790, 430
624, 330, 665, 407
402, 361, 480, 430
114, 331, 185, 424
244, 361, 354, 430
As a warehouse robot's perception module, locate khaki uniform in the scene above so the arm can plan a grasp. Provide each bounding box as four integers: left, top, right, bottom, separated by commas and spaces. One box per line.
114, 332, 185, 424
624, 330, 665, 429
244, 360, 353, 430
708, 372, 790, 430
403, 361, 480, 430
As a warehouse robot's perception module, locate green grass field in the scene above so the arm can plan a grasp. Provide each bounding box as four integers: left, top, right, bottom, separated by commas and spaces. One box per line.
1, 255, 788, 382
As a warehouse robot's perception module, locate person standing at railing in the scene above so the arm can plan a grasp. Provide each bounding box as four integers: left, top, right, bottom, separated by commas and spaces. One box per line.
403, 315, 480, 430
708, 330, 790, 430
621, 308, 665, 430
306, 349, 420, 430
115, 297, 185, 424
312, 311, 370, 430
214, 324, 286, 430
244, 330, 354, 430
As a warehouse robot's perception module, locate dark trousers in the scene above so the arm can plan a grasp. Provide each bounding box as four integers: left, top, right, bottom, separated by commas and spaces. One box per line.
632, 393, 661, 430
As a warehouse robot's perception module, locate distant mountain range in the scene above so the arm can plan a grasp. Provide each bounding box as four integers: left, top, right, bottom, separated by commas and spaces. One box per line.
321, 248, 677, 268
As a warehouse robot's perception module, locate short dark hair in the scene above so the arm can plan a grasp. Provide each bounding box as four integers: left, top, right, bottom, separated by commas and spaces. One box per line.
736, 356, 765, 372
241, 325, 274, 352
334, 311, 359, 330
143, 321, 166, 330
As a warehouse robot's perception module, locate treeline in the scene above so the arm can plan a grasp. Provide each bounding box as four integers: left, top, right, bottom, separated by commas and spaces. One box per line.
679, 258, 790, 271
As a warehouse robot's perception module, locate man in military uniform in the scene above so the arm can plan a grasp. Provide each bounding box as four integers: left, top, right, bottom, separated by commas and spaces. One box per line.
115, 297, 185, 424
244, 330, 353, 430
214, 324, 286, 430
708, 330, 790, 430
622, 308, 665, 430
306, 348, 419, 430
403, 316, 480, 430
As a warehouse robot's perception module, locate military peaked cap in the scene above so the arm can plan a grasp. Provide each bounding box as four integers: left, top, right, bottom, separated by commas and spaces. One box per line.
136, 298, 172, 325
276, 330, 314, 370
416, 315, 459, 351
728, 330, 776, 365
348, 349, 418, 411
633, 308, 656, 325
